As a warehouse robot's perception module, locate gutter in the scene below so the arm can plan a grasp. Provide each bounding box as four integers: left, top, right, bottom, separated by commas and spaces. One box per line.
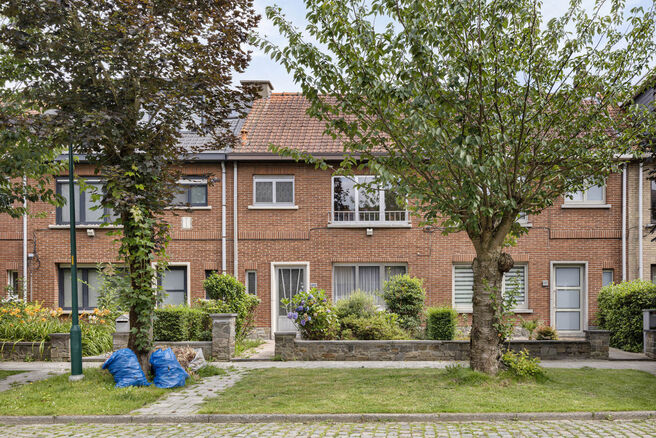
233, 161, 238, 278
622, 164, 627, 281
221, 161, 227, 274
22, 176, 27, 301
639, 162, 644, 280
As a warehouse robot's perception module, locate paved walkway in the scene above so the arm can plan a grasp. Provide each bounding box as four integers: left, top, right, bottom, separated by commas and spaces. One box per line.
2, 420, 655, 437
132, 368, 246, 415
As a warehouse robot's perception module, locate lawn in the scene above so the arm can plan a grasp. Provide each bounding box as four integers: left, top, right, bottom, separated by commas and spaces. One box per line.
0, 370, 25, 380
0, 368, 178, 416
199, 367, 656, 414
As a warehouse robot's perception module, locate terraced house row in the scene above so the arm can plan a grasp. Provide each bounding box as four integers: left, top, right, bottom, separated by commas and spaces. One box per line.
1, 80, 655, 339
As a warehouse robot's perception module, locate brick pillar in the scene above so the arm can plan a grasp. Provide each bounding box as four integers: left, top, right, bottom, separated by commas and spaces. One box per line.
645, 330, 656, 359
585, 329, 610, 359
211, 313, 237, 361
274, 331, 297, 360
49, 333, 70, 361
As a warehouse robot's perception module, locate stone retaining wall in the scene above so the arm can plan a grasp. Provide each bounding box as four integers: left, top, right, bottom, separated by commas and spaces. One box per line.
0, 333, 71, 362
645, 330, 656, 359
275, 330, 610, 361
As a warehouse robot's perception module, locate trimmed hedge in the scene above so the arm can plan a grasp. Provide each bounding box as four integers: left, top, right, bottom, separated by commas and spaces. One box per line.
153, 306, 211, 342
382, 274, 426, 334
426, 307, 457, 340
202, 273, 260, 341
597, 280, 656, 352
339, 312, 408, 340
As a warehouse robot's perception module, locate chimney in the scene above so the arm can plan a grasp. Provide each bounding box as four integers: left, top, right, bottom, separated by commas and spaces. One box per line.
240, 80, 274, 99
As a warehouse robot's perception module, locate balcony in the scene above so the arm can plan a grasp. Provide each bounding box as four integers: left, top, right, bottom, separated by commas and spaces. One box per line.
329, 210, 411, 228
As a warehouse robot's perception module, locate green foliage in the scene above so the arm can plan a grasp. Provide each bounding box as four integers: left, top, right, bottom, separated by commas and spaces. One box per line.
444, 364, 492, 385
196, 365, 227, 378
153, 306, 211, 342
382, 275, 426, 334
282, 288, 339, 340
95, 264, 130, 322
501, 349, 545, 380
597, 280, 656, 352
335, 291, 377, 320
204, 273, 245, 302
536, 326, 559, 341
520, 318, 539, 340
340, 312, 409, 340
426, 307, 458, 340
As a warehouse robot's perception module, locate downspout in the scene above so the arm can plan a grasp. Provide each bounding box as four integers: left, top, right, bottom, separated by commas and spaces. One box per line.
22, 176, 27, 301
622, 163, 627, 282
233, 161, 238, 278
639, 161, 644, 280
221, 161, 227, 274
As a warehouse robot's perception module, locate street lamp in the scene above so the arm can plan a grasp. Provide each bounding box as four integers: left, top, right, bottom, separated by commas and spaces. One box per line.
68, 144, 83, 381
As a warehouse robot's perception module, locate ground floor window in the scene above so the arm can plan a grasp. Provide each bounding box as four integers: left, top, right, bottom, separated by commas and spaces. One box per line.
333, 263, 407, 305
7, 270, 19, 293
58, 266, 101, 310
158, 266, 187, 306
453, 264, 528, 311
602, 269, 614, 287
246, 271, 257, 295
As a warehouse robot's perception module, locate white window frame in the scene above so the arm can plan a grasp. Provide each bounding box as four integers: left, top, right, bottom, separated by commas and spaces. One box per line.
452, 263, 530, 313
564, 183, 606, 206
170, 177, 209, 208
270, 261, 310, 333
252, 175, 295, 207
602, 269, 614, 287
330, 175, 409, 226
246, 270, 257, 295
332, 263, 408, 303
550, 261, 588, 334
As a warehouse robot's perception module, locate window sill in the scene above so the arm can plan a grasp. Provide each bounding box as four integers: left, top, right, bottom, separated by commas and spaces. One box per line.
561, 204, 611, 209
327, 222, 412, 228
455, 308, 533, 314
49, 224, 123, 230
518, 222, 533, 228
165, 206, 212, 210
247, 205, 299, 210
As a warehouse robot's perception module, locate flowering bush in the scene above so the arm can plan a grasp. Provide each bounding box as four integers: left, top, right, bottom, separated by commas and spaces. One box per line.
282, 288, 338, 340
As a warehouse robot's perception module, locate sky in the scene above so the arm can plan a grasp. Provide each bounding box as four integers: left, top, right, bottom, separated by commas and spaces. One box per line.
236, 0, 653, 92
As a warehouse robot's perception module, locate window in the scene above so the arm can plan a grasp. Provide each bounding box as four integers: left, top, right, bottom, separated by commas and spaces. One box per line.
564, 183, 605, 205
453, 264, 528, 311
602, 269, 614, 287
56, 179, 116, 225
7, 270, 19, 292
333, 264, 407, 306
246, 271, 257, 295
652, 265, 656, 284
58, 267, 101, 310
651, 181, 656, 223
253, 176, 294, 206
332, 176, 407, 223
158, 266, 187, 306
172, 177, 208, 207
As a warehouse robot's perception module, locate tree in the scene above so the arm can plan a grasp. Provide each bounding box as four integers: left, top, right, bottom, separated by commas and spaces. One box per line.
258, 0, 656, 374
1, 0, 258, 370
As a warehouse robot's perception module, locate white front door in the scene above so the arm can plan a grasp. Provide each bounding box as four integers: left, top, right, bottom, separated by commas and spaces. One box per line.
552, 265, 586, 334
275, 265, 307, 332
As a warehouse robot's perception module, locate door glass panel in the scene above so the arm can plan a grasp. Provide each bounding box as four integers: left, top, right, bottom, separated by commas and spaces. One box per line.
556, 311, 580, 331
278, 267, 306, 331
556, 289, 580, 309
556, 267, 580, 287
162, 269, 185, 291
163, 291, 186, 306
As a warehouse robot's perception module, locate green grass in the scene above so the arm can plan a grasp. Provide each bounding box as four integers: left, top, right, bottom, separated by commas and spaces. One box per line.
0, 370, 25, 380
0, 368, 176, 416
235, 338, 265, 357
195, 365, 227, 378
199, 367, 656, 414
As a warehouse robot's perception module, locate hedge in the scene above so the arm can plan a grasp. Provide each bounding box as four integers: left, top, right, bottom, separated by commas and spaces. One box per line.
153, 306, 211, 342
597, 280, 656, 352
426, 307, 458, 340
382, 274, 426, 334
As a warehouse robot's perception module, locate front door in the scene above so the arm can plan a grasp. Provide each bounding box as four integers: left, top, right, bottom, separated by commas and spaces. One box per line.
553, 265, 586, 334
276, 266, 306, 332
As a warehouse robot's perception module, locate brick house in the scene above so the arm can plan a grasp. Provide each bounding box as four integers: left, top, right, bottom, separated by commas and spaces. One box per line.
0, 81, 627, 339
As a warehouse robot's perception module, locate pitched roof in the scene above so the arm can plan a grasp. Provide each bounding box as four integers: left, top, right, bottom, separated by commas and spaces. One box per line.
238, 93, 344, 155
179, 117, 246, 153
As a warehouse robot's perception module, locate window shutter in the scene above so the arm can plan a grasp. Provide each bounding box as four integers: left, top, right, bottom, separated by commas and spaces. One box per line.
454, 265, 474, 306
503, 266, 526, 304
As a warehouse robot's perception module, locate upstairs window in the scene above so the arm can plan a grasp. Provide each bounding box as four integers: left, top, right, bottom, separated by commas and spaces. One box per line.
332, 176, 407, 223
564, 183, 605, 205
172, 177, 208, 207
56, 179, 116, 225
253, 176, 295, 206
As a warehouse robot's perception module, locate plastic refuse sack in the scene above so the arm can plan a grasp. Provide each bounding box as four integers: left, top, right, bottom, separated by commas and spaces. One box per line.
102, 348, 151, 388
188, 348, 207, 372
150, 347, 189, 389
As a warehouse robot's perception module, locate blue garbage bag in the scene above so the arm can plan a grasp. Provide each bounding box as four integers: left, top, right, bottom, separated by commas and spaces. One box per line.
102, 348, 151, 388
150, 348, 189, 389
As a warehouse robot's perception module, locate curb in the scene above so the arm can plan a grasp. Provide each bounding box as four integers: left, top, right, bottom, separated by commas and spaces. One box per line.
1, 411, 656, 425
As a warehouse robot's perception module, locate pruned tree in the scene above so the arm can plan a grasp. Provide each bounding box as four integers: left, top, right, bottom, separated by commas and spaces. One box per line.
258, 0, 656, 373
1, 0, 258, 370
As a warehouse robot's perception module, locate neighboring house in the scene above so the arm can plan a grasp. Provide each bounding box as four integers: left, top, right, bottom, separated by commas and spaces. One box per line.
0, 80, 627, 339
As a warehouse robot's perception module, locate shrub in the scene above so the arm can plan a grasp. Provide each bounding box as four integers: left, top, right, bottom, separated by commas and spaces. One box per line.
283, 288, 338, 340
597, 280, 656, 352
335, 291, 377, 320
202, 273, 260, 341
501, 349, 545, 380
340, 312, 409, 340
95, 264, 130, 321
520, 318, 539, 340
153, 305, 211, 342
426, 307, 458, 340
382, 274, 426, 334
535, 325, 558, 340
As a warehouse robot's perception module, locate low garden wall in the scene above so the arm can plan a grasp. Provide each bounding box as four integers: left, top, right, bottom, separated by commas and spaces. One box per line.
645, 330, 656, 359
275, 330, 610, 361
0, 333, 71, 362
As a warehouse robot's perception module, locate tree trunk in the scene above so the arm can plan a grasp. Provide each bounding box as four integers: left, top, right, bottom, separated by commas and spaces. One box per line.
127, 307, 151, 374
470, 249, 514, 374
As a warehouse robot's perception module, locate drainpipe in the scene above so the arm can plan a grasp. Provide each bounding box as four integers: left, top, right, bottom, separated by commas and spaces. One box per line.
639, 161, 644, 280
22, 176, 27, 301
622, 163, 627, 282
221, 161, 227, 274
233, 161, 238, 278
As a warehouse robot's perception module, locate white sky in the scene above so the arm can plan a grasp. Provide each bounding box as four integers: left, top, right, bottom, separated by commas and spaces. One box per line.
235, 0, 653, 92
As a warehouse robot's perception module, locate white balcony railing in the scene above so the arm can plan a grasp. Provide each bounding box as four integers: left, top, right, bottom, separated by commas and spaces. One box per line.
332, 210, 408, 223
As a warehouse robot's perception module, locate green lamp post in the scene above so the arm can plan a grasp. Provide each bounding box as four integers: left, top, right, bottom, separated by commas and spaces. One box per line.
68, 144, 83, 381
